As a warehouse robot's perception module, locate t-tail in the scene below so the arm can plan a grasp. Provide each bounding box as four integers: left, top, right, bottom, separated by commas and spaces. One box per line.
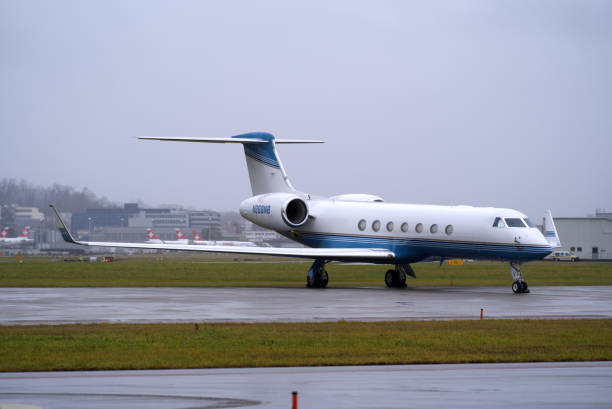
0, 227, 8, 238
175, 229, 186, 240
138, 132, 323, 195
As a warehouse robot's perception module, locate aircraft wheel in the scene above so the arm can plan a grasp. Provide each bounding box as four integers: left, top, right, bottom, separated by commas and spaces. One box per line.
521, 281, 529, 293
397, 271, 407, 287
512, 281, 521, 294
385, 270, 395, 287
307, 269, 328, 288
319, 270, 329, 288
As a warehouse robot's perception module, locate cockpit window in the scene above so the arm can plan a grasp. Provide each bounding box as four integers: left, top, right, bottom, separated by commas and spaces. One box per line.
523, 218, 535, 227
505, 218, 526, 228
493, 217, 506, 228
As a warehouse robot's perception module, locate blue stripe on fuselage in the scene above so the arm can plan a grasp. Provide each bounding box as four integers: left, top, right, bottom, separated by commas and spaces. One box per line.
294, 232, 552, 263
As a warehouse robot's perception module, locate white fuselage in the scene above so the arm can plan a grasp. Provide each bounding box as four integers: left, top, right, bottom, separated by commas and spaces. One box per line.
241, 195, 552, 263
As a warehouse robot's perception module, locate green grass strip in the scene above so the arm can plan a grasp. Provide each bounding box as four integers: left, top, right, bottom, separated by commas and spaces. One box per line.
1, 319, 611, 372
1, 259, 611, 287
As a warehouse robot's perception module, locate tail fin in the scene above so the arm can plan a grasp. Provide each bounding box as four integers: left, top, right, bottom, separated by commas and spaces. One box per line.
0, 227, 7, 238
146, 228, 159, 240
193, 230, 202, 241
175, 229, 186, 239
139, 132, 323, 195
19, 227, 30, 238
543, 210, 561, 248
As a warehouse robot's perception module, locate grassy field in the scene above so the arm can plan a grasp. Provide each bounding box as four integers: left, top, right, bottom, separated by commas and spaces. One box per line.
1, 319, 610, 372
0, 256, 610, 287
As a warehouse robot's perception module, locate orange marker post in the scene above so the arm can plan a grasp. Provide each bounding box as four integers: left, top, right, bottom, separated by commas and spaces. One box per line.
292, 391, 298, 409
480, 308, 484, 320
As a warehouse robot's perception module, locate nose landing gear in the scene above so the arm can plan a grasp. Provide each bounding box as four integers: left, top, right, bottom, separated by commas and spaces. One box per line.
510, 261, 529, 294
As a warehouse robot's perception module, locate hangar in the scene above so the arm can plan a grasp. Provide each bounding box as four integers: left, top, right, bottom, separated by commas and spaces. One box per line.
552, 210, 612, 260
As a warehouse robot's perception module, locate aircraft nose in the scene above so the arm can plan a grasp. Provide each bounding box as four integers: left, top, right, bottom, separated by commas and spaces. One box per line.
533, 230, 551, 246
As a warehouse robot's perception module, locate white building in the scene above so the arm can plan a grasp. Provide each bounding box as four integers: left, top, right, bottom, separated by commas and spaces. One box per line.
553, 210, 612, 260
244, 229, 280, 243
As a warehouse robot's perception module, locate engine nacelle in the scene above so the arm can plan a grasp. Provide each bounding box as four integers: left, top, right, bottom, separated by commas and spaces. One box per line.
240, 193, 309, 231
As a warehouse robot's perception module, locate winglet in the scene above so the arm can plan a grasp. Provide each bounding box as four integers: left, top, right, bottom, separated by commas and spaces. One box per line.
543, 210, 561, 248
49, 204, 80, 244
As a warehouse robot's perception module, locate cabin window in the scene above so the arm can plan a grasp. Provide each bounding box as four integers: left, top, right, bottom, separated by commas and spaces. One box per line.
523, 218, 535, 227
570, 246, 575, 252
358, 219, 366, 231
505, 218, 526, 228
445, 224, 453, 235
415, 223, 423, 233
430, 224, 438, 234
372, 220, 381, 232
401, 222, 409, 232
386, 221, 394, 232
493, 217, 506, 228
577, 247, 582, 252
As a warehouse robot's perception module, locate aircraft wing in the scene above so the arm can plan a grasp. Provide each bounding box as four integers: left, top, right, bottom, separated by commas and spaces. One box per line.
50, 205, 395, 261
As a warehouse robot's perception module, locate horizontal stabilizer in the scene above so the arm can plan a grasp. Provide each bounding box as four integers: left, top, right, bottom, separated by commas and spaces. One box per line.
138, 136, 323, 144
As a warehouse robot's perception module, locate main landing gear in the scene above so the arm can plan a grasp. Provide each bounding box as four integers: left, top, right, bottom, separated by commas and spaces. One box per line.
385, 264, 415, 288
306, 258, 328, 288
510, 261, 529, 294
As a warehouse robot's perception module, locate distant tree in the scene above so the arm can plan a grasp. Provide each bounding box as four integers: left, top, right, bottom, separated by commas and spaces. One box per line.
0, 205, 16, 232
0, 178, 117, 215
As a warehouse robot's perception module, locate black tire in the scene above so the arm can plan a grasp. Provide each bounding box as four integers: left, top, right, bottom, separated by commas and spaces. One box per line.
521, 281, 529, 293
320, 270, 329, 288
307, 270, 328, 288
512, 281, 521, 294
385, 270, 395, 287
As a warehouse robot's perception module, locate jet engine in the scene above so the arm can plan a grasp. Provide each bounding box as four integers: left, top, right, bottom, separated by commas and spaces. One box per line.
240, 193, 310, 231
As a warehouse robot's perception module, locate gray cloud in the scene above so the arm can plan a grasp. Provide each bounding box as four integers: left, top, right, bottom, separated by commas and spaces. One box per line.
1, 0, 611, 219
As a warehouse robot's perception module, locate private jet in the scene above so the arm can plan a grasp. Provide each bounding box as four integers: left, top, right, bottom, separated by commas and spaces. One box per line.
51, 132, 558, 293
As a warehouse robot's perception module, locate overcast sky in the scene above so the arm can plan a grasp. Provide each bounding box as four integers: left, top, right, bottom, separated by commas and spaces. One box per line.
1, 0, 610, 220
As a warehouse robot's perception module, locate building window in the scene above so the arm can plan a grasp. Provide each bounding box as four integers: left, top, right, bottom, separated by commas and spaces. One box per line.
430, 224, 438, 234
577, 247, 582, 252
401, 222, 409, 232
386, 221, 394, 232
372, 220, 381, 232
445, 224, 453, 235
358, 219, 366, 231
415, 223, 423, 233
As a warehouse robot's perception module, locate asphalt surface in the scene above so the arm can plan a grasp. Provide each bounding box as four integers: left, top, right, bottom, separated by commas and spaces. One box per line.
1, 286, 611, 325
1, 362, 611, 409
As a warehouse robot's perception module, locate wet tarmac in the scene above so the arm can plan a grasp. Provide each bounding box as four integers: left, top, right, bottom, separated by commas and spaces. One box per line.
1, 286, 611, 325
1, 362, 611, 409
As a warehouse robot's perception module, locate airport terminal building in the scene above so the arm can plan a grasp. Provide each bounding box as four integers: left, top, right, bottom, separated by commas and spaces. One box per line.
553, 210, 612, 260
71, 203, 222, 242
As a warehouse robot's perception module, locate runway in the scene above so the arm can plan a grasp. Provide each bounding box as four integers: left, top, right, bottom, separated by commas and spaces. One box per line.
1, 286, 611, 324
1, 362, 611, 409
